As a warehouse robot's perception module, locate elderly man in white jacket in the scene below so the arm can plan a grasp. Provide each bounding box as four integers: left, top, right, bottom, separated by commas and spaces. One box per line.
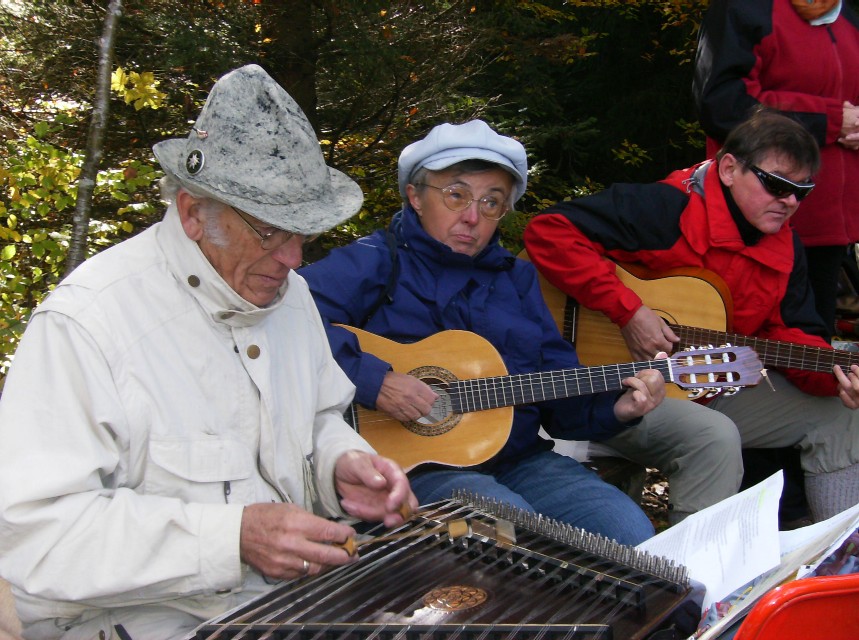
0, 64, 416, 640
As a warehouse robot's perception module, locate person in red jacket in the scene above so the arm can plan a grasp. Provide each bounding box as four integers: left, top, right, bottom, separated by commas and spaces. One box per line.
524, 109, 859, 523
693, 0, 859, 337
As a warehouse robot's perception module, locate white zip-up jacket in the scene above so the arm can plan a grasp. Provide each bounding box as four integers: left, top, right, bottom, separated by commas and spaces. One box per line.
0, 206, 370, 635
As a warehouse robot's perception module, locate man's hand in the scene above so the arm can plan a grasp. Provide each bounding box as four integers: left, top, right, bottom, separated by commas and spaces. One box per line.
620, 305, 679, 361
334, 450, 418, 528
240, 503, 356, 580
375, 371, 439, 423
612, 353, 667, 422
841, 101, 859, 137
838, 101, 859, 150
834, 363, 859, 409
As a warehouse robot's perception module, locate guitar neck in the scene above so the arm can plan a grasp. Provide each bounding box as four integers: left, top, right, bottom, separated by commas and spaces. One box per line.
448, 360, 671, 413
671, 325, 858, 373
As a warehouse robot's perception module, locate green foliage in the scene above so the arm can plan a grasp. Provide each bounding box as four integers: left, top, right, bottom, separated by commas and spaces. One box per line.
612, 140, 654, 167
0, 112, 160, 373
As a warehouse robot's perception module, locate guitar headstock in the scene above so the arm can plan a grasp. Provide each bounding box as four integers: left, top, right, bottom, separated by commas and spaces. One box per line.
668, 345, 763, 399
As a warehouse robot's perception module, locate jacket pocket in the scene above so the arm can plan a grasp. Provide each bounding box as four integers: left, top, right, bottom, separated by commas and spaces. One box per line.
143, 436, 254, 501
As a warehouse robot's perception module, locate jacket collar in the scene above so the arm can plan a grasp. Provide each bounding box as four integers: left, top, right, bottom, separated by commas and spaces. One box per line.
680, 162, 795, 274
394, 205, 516, 272
157, 204, 286, 327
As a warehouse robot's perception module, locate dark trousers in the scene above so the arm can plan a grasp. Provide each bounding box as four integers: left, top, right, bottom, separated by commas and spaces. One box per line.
805, 244, 848, 338
740, 447, 808, 525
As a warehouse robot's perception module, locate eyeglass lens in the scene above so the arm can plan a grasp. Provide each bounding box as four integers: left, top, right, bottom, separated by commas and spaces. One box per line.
423, 184, 508, 220
230, 206, 318, 249
749, 165, 814, 201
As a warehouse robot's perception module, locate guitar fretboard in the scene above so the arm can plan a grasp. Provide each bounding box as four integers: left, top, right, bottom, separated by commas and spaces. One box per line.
672, 325, 858, 373
446, 360, 672, 413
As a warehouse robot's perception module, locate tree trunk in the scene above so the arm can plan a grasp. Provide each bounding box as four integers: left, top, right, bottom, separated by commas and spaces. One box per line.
64, 0, 123, 277
261, 0, 321, 133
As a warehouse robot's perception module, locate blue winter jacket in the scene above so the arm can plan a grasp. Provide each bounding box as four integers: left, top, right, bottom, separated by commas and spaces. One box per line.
299, 207, 632, 469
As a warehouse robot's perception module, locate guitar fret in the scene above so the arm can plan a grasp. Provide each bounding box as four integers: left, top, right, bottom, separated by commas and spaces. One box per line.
536, 372, 548, 403
485, 377, 496, 409
466, 378, 477, 411
488, 377, 500, 408
524, 372, 535, 403
473, 378, 484, 411
512, 374, 524, 404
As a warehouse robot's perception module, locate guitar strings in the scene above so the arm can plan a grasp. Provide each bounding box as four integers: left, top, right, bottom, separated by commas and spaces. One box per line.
673, 325, 859, 372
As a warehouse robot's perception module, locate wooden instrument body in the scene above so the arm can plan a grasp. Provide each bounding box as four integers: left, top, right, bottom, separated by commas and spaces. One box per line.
344, 326, 512, 471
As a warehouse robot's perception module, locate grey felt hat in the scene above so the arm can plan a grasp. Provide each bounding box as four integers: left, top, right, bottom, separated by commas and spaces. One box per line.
153, 64, 363, 235
397, 119, 528, 203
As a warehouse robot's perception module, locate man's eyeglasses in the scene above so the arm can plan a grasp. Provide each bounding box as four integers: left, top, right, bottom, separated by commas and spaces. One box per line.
743, 162, 815, 202
229, 206, 319, 250
419, 184, 510, 221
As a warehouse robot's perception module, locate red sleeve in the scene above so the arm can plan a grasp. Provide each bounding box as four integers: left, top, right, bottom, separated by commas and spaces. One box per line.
523, 213, 643, 327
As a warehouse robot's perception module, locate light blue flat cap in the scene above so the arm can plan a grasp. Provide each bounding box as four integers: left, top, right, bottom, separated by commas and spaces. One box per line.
397, 119, 528, 203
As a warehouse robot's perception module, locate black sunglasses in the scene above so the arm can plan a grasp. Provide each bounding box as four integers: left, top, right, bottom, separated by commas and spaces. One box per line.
744, 163, 815, 201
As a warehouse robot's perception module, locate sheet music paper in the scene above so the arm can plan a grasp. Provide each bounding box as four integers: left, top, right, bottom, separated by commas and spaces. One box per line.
636, 471, 783, 612
637, 471, 859, 639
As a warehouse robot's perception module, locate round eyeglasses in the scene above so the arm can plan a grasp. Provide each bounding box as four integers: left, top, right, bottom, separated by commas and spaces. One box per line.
418, 184, 510, 221
229, 206, 319, 250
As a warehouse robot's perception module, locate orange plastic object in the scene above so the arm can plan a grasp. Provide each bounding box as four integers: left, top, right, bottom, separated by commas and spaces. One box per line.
733, 573, 859, 640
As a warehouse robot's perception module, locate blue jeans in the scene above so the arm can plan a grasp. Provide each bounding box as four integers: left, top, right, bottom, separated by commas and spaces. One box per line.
409, 449, 654, 546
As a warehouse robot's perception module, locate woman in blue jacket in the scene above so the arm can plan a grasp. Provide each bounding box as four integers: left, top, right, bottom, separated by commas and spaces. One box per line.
300, 120, 667, 545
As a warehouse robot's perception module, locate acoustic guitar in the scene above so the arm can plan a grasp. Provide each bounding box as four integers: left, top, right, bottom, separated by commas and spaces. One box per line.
519, 251, 736, 400
340, 325, 762, 470
520, 252, 859, 384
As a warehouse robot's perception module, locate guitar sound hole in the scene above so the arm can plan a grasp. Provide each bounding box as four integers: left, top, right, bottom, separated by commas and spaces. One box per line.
403, 367, 462, 437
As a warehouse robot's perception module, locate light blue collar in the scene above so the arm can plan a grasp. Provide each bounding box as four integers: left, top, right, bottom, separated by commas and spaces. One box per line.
810, 1, 842, 26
